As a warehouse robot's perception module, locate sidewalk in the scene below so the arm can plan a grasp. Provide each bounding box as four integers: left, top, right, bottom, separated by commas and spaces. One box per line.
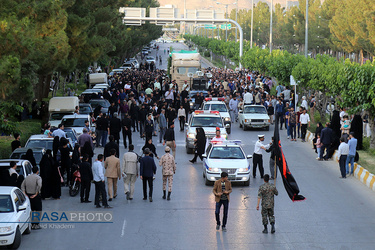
305, 130, 375, 192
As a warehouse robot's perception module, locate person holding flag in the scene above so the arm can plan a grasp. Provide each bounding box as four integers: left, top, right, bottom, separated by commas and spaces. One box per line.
253, 135, 270, 179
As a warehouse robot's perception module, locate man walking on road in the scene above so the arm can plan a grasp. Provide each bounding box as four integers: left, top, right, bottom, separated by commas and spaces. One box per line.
140, 148, 157, 202
213, 172, 232, 232
92, 154, 111, 208
159, 146, 176, 200
337, 137, 349, 178
346, 132, 358, 176
21, 166, 42, 229
104, 149, 121, 201
122, 144, 139, 200
253, 135, 270, 179
159, 109, 167, 143
299, 108, 310, 142
79, 155, 93, 203
121, 113, 132, 149
256, 174, 278, 234
164, 123, 176, 160
109, 113, 121, 145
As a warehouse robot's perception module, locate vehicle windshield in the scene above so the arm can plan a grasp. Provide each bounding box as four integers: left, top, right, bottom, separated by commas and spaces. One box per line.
191, 117, 223, 128
204, 104, 228, 112
50, 113, 72, 121
209, 146, 245, 159
244, 106, 267, 114
26, 140, 53, 150
146, 57, 154, 60
11, 152, 43, 164
90, 100, 110, 108
177, 67, 199, 75
79, 106, 92, 114
62, 118, 86, 127
0, 195, 14, 213
65, 131, 77, 142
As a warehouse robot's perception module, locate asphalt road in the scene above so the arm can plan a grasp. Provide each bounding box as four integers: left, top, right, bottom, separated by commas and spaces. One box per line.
10, 44, 375, 250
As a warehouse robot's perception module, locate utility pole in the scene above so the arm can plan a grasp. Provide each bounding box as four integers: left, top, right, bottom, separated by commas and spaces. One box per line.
251, 0, 254, 48
270, 0, 273, 53
305, 0, 309, 58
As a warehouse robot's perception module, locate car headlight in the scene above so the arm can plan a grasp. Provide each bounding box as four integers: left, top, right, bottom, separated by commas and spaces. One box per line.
238, 167, 249, 172
224, 117, 230, 121
245, 119, 250, 123
188, 133, 195, 139
208, 167, 220, 173
0, 226, 12, 233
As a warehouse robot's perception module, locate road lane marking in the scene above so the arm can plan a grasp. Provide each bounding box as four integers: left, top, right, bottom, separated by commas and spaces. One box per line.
121, 219, 127, 237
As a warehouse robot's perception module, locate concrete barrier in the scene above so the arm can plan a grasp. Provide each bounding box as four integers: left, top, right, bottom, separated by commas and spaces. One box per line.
306, 130, 375, 192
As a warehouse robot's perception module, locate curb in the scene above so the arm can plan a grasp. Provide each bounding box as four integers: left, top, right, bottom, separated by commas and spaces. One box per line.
305, 130, 375, 192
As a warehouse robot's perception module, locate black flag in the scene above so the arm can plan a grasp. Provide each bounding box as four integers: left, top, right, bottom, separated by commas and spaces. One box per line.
274, 115, 305, 201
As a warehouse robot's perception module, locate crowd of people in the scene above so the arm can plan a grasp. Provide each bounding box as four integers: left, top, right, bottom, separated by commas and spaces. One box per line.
1, 50, 368, 233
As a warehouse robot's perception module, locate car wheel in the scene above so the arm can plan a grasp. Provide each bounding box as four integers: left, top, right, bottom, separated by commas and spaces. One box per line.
265, 126, 270, 131
8, 227, 21, 249
24, 220, 31, 235
205, 177, 212, 186
244, 179, 250, 186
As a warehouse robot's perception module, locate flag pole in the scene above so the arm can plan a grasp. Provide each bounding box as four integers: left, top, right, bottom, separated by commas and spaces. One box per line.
274, 155, 277, 185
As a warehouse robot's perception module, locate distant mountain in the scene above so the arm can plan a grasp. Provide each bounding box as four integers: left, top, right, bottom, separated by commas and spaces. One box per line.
158, 0, 299, 11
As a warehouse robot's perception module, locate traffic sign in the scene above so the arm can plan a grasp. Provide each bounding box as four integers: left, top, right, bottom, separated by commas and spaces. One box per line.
220, 24, 231, 30
290, 75, 298, 85
204, 24, 217, 29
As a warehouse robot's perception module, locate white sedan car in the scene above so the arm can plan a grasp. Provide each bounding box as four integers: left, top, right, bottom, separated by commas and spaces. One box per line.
0, 186, 31, 249
238, 105, 271, 131
146, 56, 156, 64
202, 141, 252, 186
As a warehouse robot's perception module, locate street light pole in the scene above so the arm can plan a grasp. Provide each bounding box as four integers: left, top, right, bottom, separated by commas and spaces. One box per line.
225, 4, 228, 42
251, 0, 254, 48
235, 1, 238, 42
305, 0, 309, 58
270, 0, 273, 53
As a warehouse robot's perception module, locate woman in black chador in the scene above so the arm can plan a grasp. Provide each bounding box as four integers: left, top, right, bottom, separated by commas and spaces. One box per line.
190, 127, 206, 163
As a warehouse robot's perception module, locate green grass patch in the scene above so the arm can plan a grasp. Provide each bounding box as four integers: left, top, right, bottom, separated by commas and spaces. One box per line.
0, 119, 42, 159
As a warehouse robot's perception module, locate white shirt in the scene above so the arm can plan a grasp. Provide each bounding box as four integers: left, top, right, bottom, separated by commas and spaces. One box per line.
177, 108, 186, 117
244, 92, 253, 104
92, 160, 105, 182
337, 142, 349, 159
254, 140, 269, 155
211, 136, 226, 143
154, 81, 161, 90
301, 100, 309, 110
299, 113, 310, 124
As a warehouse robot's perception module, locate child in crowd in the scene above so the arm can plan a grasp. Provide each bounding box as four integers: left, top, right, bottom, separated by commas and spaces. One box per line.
315, 134, 322, 160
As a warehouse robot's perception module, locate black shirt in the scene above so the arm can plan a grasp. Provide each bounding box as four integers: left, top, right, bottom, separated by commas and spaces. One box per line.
11, 140, 21, 152
164, 128, 175, 141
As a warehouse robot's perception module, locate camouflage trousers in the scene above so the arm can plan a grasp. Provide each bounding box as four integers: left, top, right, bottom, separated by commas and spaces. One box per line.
261, 207, 275, 225
162, 175, 174, 192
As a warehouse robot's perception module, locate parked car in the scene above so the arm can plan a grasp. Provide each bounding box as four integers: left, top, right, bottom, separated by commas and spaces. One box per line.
9, 148, 45, 169
50, 127, 78, 147
146, 56, 156, 64
121, 62, 135, 70
61, 114, 94, 136
0, 159, 34, 179
25, 135, 73, 151
0, 186, 32, 249
89, 99, 111, 115
79, 103, 93, 115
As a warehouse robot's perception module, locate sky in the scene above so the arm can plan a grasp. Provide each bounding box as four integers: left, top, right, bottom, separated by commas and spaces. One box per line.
158, 0, 300, 11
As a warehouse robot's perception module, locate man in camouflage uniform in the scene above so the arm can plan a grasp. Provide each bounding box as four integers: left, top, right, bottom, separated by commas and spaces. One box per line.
256, 174, 278, 234
159, 146, 176, 200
